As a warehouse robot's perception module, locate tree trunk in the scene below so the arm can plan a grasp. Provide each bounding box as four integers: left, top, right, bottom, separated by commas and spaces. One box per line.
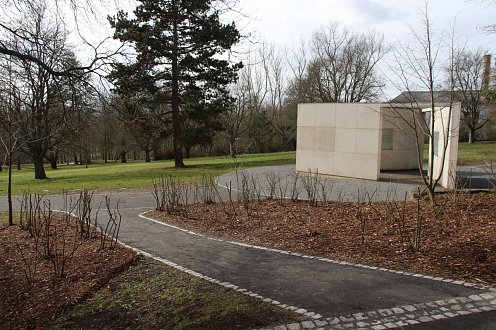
17, 155, 21, 170
229, 139, 237, 158
171, 1, 184, 168
74, 154, 79, 165
47, 149, 58, 169
104, 144, 108, 163
86, 151, 92, 165
7, 130, 13, 225
49, 156, 58, 170
8, 152, 13, 226
120, 151, 127, 163
184, 146, 191, 159
145, 150, 151, 162
468, 128, 475, 144
33, 154, 47, 179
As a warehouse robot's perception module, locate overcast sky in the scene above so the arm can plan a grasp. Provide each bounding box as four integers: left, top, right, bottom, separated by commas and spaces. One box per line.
74, 0, 496, 98
236, 0, 496, 51
227, 0, 496, 98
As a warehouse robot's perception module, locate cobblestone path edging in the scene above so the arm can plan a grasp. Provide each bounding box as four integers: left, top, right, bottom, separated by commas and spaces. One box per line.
138, 212, 491, 291
257, 292, 496, 329
138, 213, 495, 329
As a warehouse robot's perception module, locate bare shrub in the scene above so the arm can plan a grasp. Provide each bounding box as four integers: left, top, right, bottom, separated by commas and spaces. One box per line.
15, 190, 127, 283
16, 243, 38, 286
152, 174, 182, 214
238, 172, 253, 216
354, 189, 367, 247
265, 171, 279, 200
76, 189, 98, 239
290, 172, 300, 201
99, 197, 122, 250
484, 161, 496, 190
201, 174, 219, 204
224, 181, 237, 224
301, 169, 320, 206
19, 193, 44, 238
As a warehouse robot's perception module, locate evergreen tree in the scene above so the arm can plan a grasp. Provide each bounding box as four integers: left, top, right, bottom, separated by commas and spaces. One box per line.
180, 86, 232, 157
109, 0, 242, 167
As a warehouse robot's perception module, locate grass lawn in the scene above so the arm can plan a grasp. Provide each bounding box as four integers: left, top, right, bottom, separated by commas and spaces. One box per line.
422, 141, 495, 165
0, 152, 295, 196
456, 141, 496, 164
50, 259, 300, 330
2, 142, 493, 196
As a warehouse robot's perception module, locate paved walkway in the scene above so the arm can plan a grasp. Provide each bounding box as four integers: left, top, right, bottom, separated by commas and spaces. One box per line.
1, 165, 496, 329
218, 164, 496, 202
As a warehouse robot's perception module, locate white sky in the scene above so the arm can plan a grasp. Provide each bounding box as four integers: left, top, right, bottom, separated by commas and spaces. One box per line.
65, 0, 496, 98
229, 0, 496, 98
236, 0, 496, 51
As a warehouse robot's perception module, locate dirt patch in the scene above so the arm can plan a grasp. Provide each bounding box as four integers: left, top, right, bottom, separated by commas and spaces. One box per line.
0, 215, 139, 329
147, 192, 496, 287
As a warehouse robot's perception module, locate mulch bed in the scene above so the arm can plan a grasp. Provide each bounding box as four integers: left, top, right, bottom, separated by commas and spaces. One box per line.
148, 192, 496, 287
0, 214, 139, 329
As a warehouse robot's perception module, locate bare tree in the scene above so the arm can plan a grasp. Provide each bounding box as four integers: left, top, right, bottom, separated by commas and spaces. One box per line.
0, 60, 26, 225
471, 0, 496, 33
452, 49, 491, 143
0, 0, 127, 78
223, 69, 251, 157
286, 40, 309, 104
301, 23, 386, 103
390, 4, 460, 204
262, 45, 294, 147
222, 48, 267, 157
1, 1, 94, 179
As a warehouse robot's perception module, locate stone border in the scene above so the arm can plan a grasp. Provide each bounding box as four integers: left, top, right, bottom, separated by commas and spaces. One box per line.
114, 238, 319, 321
258, 292, 496, 330
139, 212, 492, 291
118, 234, 496, 330
135, 212, 496, 330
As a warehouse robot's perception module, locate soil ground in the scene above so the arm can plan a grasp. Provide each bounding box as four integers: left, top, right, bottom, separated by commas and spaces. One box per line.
0, 213, 301, 329
148, 191, 496, 287
0, 214, 138, 329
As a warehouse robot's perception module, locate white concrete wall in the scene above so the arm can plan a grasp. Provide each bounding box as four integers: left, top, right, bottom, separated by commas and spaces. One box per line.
297, 102, 461, 189
430, 104, 461, 189
380, 107, 423, 170
296, 103, 382, 180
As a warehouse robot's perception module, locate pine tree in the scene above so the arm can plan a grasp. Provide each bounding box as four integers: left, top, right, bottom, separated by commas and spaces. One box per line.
109, 0, 242, 167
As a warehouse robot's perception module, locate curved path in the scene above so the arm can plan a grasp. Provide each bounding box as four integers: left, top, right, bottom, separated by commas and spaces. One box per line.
1, 167, 496, 329
218, 165, 421, 202
218, 164, 496, 202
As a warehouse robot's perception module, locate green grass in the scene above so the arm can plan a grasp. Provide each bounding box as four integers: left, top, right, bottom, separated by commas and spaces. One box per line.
50, 259, 300, 330
422, 141, 495, 165
3, 142, 492, 196
0, 152, 295, 196
456, 142, 496, 164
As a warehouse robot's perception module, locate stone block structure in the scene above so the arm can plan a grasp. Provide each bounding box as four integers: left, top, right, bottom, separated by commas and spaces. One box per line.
296, 103, 461, 189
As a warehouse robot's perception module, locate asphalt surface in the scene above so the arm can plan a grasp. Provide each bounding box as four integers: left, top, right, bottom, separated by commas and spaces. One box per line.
218, 164, 496, 202
1, 164, 495, 329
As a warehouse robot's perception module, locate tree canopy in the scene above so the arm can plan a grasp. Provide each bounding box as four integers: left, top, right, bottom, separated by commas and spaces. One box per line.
109, 0, 242, 167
